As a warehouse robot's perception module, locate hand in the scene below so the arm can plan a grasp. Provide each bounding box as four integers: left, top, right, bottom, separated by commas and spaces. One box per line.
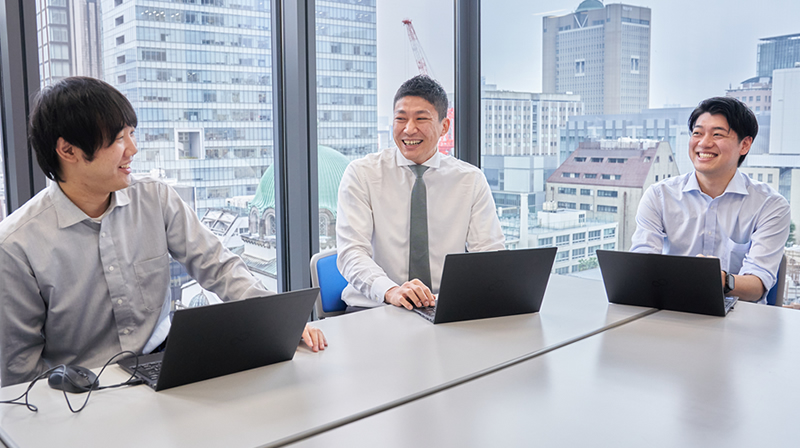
384, 279, 435, 309
302, 324, 327, 352
783, 303, 800, 310
696, 254, 727, 289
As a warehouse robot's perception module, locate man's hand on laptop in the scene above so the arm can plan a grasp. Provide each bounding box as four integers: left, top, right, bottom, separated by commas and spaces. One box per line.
302, 325, 327, 352
385, 280, 435, 309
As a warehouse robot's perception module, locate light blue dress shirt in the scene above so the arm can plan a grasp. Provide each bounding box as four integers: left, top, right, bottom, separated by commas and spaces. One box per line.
630, 170, 790, 303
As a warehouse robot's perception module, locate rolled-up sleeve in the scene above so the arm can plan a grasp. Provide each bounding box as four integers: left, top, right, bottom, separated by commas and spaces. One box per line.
630, 185, 666, 254
739, 195, 791, 296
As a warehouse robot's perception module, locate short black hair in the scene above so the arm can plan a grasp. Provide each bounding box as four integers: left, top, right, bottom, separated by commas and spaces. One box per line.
29, 76, 137, 182
393, 75, 448, 122
688, 96, 757, 167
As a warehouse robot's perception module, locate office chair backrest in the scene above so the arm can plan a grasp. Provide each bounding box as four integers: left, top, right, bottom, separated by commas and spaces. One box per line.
767, 254, 787, 306
310, 249, 348, 318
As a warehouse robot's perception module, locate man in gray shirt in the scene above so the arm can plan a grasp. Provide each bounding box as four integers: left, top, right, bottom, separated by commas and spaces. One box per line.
0, 77, 326, 386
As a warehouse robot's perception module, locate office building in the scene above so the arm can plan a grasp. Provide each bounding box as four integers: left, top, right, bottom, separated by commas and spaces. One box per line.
36, 0, 103, 85
96, 0, 376, 215
726, 76, 773, 113
560, 107, 693, 171
757, 33, 800, 78
546, 140, 679, 251
481, 81, 583, 157
542, 1, 651, 115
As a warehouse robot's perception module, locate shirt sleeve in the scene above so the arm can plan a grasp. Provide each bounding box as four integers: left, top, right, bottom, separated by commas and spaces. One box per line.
738, 194, 791, 297
466, 171, 505, 252
336, 164, 398, 304
0, 245, 48, 386
630, 185, 665, 254
159, 183, 271, 301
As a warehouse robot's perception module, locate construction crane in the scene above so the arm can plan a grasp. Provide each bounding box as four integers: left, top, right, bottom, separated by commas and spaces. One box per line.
401, 19, 431, 77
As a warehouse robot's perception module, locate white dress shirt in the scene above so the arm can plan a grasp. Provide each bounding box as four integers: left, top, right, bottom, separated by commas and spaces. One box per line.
336, 148, 505, 308
630, 170, 790, 303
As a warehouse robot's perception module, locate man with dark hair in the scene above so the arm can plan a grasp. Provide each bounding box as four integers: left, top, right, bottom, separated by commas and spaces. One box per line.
0, 77, 325, 386
631, 96, 789, 303
336, 75, 504, 311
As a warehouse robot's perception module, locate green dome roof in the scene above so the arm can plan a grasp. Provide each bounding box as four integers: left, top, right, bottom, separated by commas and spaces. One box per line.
576, 0, 603, 12
249, 145, 351, 216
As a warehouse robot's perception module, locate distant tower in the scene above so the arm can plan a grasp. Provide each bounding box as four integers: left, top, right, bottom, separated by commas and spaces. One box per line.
542, 1, 651, 115
757, 33, 800, 78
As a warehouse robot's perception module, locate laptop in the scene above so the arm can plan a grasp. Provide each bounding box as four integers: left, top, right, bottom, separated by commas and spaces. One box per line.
596, 250, 737, 317
117, 288, 319, 391
412, 247, 557, 324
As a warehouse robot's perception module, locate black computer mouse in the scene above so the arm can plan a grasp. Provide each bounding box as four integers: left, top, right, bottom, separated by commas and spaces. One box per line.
48, 365, 99, 393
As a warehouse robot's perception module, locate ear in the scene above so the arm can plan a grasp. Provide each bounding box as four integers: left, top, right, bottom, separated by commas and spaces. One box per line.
739, 136, 753, 156
439, 116, 451, 137
55, 137, 82, 165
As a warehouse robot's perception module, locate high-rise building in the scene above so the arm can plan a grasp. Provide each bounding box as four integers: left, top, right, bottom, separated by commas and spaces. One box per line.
542, 1, 651, 115
546, 140, 679, 251
481, 81, 583, 157
96, 0, 376, 214
726, 76, 773, 113
757, 33, 800, 78
36, 0, 103, 85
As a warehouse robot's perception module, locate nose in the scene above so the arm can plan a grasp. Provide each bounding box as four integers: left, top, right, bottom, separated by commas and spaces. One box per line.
126, 133, 138, 156
698, 132, 714, 147
404, 119, 417, 134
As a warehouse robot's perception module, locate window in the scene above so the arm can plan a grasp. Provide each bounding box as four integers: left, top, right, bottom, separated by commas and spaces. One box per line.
538, 237, 553, 247
758, 173, 763, 182
556, 235, 570, 246
580, 189, 592, 196
601, 174, 622, 180
588, 245, 600, 255
572, 232, 585, 243
116, 35, 125, 45
555, 267, 569, 275
768, 174, 774, 183
591, 157, 603, 163
575, 59, 585, 76
557, 201, 576, 209
115, 0, 123, 5
580, 204, 592, 211
603, 243, 616, 250
655, 175, 659, 181
574, 157, 586, 162
604, 228, 616, 238
584, 173, 597, 179
115, 15, 124, 26
117, 74, 126, 84
572, 248, 585, 259
589, 230, 601, 241
597, 205, 618, 213
597, 190, 618, 198
608, 158, 627, 163
630, 56, 639, 73
558, 187, 576, 195
556, 251, 569, 261
117, 55, 126, 65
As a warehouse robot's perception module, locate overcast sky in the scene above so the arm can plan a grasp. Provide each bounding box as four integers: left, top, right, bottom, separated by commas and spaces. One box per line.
375, 0, 800, 120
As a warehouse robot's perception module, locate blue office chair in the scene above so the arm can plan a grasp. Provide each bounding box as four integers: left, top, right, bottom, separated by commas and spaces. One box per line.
310, 249, 348, 318
766, 254, 787, 306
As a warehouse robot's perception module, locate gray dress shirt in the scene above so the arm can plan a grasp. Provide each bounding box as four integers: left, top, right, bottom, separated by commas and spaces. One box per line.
0, 176, 270, 386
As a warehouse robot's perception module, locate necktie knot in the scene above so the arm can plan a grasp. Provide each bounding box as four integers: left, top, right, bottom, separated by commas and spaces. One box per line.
410, 164, 428, 178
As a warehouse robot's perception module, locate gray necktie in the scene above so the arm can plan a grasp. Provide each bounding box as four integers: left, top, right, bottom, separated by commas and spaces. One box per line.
408, 164, 431, 288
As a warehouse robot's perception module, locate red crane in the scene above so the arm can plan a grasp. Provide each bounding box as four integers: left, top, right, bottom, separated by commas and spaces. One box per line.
401, 19, 431, 77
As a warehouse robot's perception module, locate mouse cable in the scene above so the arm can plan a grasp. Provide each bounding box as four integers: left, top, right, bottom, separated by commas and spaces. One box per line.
0, 350, 145, 413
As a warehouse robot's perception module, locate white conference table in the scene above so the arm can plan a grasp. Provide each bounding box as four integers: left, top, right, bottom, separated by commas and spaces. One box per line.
288, 299, 800, 448
0, 275, 650, 448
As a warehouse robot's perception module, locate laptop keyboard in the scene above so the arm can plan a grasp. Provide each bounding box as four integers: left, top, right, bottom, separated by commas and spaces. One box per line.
413, 306, 436, 323
136, 360, 162, 382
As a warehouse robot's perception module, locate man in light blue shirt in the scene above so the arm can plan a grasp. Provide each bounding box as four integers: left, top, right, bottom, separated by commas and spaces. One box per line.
631, 97, 790, 303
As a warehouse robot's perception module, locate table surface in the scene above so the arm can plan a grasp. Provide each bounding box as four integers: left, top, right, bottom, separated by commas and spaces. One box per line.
0, 275, 649, 448
288, 299, 800, 448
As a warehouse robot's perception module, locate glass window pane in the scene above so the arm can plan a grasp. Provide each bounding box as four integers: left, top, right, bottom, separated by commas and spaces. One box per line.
34, 0, 278, 304
314, 0, 454, 251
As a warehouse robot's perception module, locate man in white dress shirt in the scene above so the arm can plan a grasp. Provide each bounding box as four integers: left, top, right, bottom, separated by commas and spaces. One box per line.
336, 75, 505, 312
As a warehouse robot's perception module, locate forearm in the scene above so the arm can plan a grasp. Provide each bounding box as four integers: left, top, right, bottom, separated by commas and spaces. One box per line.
728, 273, 766, 302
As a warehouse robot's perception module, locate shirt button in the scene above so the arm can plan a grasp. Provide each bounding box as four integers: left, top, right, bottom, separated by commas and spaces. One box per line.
109, 266, 115, 271
123, 329, 131, 335
117, 299, 123, 305
101, 232, 106, 237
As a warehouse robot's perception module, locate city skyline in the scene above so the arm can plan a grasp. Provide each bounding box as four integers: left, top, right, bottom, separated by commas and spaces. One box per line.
376, 0, 800, 118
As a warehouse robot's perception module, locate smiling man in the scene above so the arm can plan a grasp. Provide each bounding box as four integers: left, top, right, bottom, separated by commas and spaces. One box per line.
336, 75, 505, 312
631, 96, 790, 303
0, 77, 325, 386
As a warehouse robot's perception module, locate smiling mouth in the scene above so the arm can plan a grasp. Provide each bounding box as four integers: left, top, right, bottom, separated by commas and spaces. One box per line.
696, 153, 717, 159
119, 163, 131, 169
402, 139, 422, 146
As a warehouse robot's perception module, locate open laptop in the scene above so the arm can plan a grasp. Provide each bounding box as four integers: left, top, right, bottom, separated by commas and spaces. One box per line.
596, 250, 736, 317
117, 288, 319, 391
412, 247, 557, 324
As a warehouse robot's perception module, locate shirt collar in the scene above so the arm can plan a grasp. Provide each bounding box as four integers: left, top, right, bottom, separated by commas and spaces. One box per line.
51, 182, 131, 229
683, 170, 749, 196
394, 148, 442, 170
